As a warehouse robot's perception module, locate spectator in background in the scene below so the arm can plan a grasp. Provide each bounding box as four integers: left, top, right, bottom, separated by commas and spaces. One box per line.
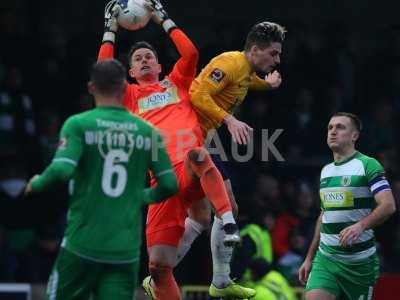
285, 88, 317, 159
362, 99, 396, 155
38, 110, 60, 166
0, 160, 36, 282
0, 66, 37, 171
272, 183, 318, 260
231, 211, 275, 282
250, 174, 283, 215
248, 258, 297, 300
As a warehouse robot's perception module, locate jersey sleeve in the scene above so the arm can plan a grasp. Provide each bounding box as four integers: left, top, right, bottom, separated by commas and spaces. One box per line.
249, 73, 272, 91
97, 42, 115, 61
53, 116, 84, 166
365, 158, 391, 195
143, 129, 178, 204
168, 29, 199, 89
31, 116, 83, 192
190, 57, 236, 123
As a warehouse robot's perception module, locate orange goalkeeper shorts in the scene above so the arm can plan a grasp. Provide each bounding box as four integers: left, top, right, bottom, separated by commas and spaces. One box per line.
146, 161, 205, 247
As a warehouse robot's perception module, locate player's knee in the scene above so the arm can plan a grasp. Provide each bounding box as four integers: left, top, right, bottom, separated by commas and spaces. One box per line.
149, 262, 173, 284
187, 147, 214, 177
188, 201, 212, 229
188, 147, 211, 165
190, 211, 211, 229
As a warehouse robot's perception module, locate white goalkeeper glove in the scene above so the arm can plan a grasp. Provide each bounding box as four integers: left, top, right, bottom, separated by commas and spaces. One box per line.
103, 0, 121, 44
147, 0, 177, 33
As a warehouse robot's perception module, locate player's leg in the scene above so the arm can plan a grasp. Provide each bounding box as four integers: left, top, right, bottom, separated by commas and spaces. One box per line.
175, 199, 210, 266
46, 248, 99, 300
305, 289, 337, 300
305, 252, 341, 300
184, 147, 255, 298
175, 148, 240, 267
148, 243, 181, 300
185, 147, 238, 236
143, 164, 190, 299
92, 261, 139, 300
335, 254, 379, 300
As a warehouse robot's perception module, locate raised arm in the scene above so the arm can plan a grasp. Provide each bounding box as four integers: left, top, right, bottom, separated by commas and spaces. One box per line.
98, 0, 119, 61
148, 0, 198, 81
169, 29, 198, 80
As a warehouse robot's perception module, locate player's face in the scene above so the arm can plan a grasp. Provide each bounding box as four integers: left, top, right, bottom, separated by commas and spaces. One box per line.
327, 116, 358, 151
129, 48, 161, 81
250, 42, 282, 73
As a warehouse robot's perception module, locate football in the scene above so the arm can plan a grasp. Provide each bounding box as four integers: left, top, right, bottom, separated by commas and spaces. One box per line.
116, 0, 152, 31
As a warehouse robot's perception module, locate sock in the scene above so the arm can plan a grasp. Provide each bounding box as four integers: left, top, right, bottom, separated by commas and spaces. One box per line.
211, 217, 233, 288
149, 262, 180, 300
220, 211, 235, 226
188, 148, 233, 217
175, 217, 204, 267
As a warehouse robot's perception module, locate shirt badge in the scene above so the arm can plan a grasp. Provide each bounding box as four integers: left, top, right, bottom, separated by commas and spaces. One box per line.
58, 137, 67, 150
208, 68, 226, 83
160, 79, 172, 88
341, 176, 351, 186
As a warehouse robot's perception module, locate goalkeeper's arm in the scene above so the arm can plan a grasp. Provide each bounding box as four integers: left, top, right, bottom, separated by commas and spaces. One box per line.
98, 0, 120, 61
147, 0, 177, 34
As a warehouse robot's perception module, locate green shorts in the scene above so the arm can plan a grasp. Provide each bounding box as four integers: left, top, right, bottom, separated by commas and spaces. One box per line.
46, 247, 139, 300
306, 251, 379, 300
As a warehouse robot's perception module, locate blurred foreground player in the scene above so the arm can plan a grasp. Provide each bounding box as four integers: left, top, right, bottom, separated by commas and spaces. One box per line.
98, 1, 252, 299
25, 59, 178, 300
299, 112, 396, 300
178, 21, 286, 297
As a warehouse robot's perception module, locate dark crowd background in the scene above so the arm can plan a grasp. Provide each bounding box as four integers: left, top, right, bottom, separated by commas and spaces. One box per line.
1, 0, 400, 287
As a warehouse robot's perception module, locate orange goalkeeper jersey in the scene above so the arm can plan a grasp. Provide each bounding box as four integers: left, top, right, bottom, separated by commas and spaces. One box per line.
190, 51, 271, 136
98, 29, 203, 166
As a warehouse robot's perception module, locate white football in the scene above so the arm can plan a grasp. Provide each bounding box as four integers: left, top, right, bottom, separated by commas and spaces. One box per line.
116, 0, 152, 31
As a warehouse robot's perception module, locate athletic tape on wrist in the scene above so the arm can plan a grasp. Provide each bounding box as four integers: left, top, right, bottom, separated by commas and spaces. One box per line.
162, 19, 177, 34
102, 31, 116, 44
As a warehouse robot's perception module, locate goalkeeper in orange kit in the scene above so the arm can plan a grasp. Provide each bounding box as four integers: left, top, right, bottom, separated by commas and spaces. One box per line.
98, 1, 256, 299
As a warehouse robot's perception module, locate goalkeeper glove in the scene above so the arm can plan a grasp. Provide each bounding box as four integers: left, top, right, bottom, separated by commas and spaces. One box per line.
148, 0, 177, 33
103, 0, 120, 44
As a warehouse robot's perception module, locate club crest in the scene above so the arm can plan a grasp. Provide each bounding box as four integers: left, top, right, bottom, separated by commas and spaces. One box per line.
160, 79, 172, 88
341, 176, 351, 186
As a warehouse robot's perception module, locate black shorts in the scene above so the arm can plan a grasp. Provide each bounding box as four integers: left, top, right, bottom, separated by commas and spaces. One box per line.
210, 152, 230, 180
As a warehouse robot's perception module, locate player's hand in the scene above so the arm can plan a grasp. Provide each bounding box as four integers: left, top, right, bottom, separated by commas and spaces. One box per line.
104, 0, 120, 33
339, 222, 364, 246
146, 0, 169, 25
298, 258, 312, 285
145, 0, 176, 33
24, 175, 39, 196
265, 70, 282, 89
223, 115, 253, 145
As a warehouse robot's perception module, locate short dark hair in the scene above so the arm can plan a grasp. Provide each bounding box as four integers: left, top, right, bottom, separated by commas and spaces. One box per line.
128, 41, 158, 66
90, 59, 126, 97
332, 112, 363, 132
244, 21, 286, 51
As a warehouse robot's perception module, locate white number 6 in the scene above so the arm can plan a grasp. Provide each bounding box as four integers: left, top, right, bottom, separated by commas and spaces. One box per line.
102, 150, 128, 197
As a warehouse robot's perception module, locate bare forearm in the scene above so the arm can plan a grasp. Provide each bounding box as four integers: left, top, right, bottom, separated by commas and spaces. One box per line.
359, 192, 396, 230
305, 213, 322, 261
